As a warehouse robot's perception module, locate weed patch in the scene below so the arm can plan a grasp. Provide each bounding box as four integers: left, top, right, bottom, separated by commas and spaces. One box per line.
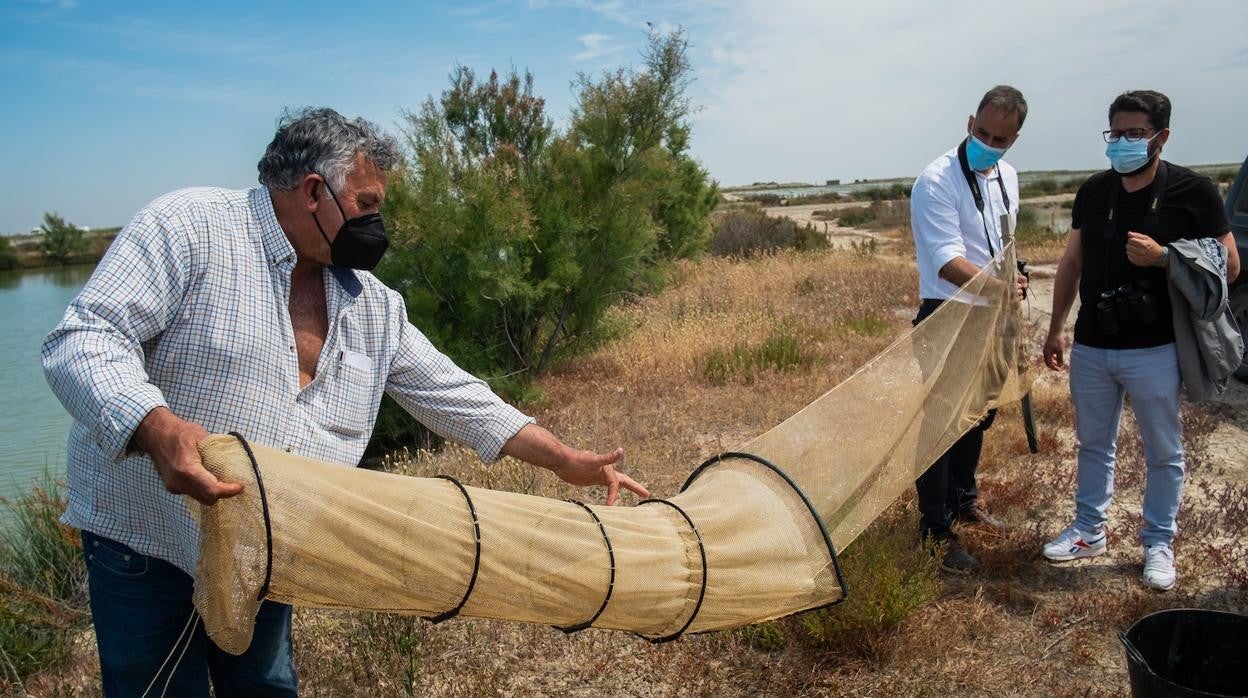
0, 476, 89, 690
702, 327, 810, 385
786, 511, 941, 663
839, 313, 890, 337
849, 237, 878, 259
836, 206, 876, 228
711, 210, 829, 257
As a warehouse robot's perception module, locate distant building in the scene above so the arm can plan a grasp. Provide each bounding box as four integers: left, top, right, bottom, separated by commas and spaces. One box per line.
825, 179, 840, 186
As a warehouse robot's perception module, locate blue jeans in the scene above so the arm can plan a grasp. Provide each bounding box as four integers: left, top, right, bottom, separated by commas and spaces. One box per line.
1069, 343, 1185, 547
82, 530, 297, 697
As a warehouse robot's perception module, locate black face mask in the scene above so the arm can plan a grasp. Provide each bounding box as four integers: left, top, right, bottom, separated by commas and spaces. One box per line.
311, 177, 388, 271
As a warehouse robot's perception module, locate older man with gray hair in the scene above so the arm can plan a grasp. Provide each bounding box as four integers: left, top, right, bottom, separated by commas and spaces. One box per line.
42, 107, 648, 695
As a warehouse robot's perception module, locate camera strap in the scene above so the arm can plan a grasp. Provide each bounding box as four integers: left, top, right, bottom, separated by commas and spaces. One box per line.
1106, 160, 1167, 230
957, 139, 1011, 257
1104, 161, 1168, 283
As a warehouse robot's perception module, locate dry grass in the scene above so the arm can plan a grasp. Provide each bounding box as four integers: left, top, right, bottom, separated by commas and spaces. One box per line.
25, 244, 1248, 696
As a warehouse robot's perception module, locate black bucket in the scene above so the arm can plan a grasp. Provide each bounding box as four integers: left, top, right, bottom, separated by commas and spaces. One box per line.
1121, 609, 1248, 697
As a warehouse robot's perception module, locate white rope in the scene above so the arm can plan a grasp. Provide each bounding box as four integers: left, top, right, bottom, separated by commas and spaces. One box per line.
140, 607, 199, 698
159, 614, 200, 698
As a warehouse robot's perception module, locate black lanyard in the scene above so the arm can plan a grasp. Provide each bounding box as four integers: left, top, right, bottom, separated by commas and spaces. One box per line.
1103, 161, 1168, 284
957, 139, 1011, 257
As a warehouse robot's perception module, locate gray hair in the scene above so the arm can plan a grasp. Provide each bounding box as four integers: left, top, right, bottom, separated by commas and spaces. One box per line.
257, 107, 400, 191
976, 85, 1028, 129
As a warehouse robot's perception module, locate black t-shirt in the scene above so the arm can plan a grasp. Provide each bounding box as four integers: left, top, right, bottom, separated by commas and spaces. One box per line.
1072, 161, 1229, 349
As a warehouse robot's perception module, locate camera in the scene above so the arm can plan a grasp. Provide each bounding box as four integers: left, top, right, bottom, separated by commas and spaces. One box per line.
1095, 279, 1159, 336
1017, 259, 1030, 300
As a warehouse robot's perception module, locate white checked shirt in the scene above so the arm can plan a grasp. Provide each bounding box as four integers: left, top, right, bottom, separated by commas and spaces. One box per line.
42, 187, 534, 574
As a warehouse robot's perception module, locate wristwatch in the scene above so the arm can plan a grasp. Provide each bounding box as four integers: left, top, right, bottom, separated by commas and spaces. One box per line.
1158, 246, 1170, 268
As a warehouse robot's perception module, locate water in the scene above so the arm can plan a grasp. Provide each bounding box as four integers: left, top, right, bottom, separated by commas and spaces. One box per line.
730, 179, 911, 200
0, 264, 93, 502
729, 171, 1091, 202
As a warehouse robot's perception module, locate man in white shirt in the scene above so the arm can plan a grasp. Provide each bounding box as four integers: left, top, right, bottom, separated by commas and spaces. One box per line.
910, 85, 1028, 573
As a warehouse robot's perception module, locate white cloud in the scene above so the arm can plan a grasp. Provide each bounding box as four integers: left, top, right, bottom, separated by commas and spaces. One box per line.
530, 0, 636, 26
676, 0, 1248, 185
574, 32, 620, 62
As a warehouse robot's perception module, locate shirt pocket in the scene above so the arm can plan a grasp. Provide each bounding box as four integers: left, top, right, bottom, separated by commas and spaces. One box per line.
319, 350, 376, 437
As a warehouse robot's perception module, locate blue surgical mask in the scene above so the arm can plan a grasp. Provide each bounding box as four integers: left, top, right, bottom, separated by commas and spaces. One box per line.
1105, 133, 1159, 174
965, 135, 1006, 171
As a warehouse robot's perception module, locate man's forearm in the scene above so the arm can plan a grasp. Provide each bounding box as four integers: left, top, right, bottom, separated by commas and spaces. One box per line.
937, 257, 982, 288
499, 423, 569, 472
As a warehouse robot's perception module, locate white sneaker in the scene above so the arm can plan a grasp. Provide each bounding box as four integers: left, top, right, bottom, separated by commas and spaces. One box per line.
1143, 545, 1177, 591
1042, 525, 1107, 561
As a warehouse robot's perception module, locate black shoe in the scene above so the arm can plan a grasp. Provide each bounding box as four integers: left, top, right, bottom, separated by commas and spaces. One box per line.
954, 503, 1008, 533
939, 538, 981, 575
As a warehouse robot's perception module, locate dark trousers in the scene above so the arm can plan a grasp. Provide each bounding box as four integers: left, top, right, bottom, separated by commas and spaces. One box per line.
912, 298, 996, 540
916, 411, 995, 539
82, 530, 297, 697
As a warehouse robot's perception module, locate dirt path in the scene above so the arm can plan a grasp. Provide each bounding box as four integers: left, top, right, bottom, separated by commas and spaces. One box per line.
764, 193, 1079, 250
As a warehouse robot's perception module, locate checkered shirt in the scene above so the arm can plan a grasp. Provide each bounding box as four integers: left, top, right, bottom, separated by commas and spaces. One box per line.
42, 186, 533, 574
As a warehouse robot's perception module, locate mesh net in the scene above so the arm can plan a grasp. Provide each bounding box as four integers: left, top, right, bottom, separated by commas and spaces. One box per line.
193, 241, 1032, 655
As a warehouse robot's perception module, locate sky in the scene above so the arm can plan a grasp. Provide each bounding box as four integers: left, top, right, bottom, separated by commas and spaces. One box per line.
2, 0, 1246, 233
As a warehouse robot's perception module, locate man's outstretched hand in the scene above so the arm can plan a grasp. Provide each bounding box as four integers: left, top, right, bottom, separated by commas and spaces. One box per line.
502, 424, 651, 505
547, 446, 649, 506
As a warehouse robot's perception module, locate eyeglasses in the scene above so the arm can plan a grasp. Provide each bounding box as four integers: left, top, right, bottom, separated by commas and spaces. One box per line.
1103, 128, 1156, 143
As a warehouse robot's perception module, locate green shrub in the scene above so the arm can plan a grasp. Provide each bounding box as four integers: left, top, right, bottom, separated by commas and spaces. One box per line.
0, 236, 16, 270
39, 213, 89, 266
851, 182, 913, 202
375, 29, 715, 426
837, 206, 876, 228
736, 620, 786, 651
710, 210, 828, 257
1016, 204, 1040, 228
320, 611, 429, 693
866, 200, 909, 230
789, 513, 941, 661
742, 193, 783, 206
1211, 168, 1237, 184
0, 476, 89, 687
794, 223, 831, 252
1019, 176, 1080, 199
841, 312, 889, 336
1014, 205, 1065, 247
0, 478, 84, 603
849, 237, 878, 259
784, 191, 846, 206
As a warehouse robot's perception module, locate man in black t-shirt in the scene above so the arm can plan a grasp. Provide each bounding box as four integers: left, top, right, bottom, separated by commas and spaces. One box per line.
1040, 90, 1239, 591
